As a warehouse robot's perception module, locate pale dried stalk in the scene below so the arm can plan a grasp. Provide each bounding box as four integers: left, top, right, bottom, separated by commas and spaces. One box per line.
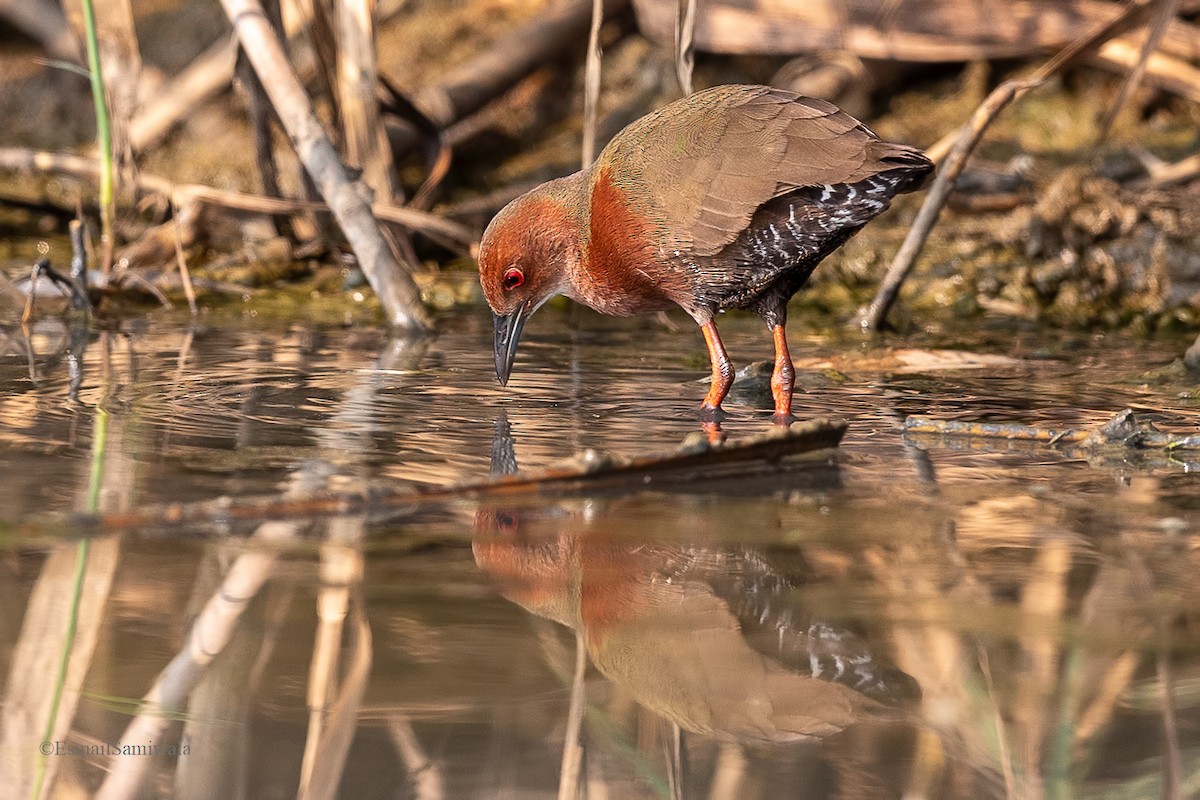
1095, 38, 1200, 103
96, 521, 299, 800
336, 0, 397, 202
557, 631, 588, 800
581, 0, 604, 167
864, 78, 1040, 331
388, 717, 446, 800
674, 0, 696, 95
218, 0, 431, 331
1099, 0, 1183, 140
298, 530, 363, 795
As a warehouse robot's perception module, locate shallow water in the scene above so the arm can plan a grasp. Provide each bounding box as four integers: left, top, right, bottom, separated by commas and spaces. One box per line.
0, 307, 1198, 799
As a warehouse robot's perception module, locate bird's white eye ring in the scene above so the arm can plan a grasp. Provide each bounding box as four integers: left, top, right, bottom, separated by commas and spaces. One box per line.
502, 267, 524, 290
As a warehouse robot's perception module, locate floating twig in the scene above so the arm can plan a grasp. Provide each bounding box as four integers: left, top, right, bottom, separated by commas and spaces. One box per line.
903, 409, 1200, 451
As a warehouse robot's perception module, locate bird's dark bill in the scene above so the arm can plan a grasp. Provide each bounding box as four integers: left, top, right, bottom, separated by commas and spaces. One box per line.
493, 307, 527, 386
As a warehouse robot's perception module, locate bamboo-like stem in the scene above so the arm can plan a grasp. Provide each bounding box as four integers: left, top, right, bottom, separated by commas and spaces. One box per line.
674, 0, 695, 95
79, 0, 114, 277
557, 631, 588, 800
336, 0, 396, 203
217, 0, 431, 331
1098, 0, 1182, 141
581, 0, 603, 167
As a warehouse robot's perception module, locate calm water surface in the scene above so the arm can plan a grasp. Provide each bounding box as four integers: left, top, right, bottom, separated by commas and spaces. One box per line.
0, 307, 1197, 799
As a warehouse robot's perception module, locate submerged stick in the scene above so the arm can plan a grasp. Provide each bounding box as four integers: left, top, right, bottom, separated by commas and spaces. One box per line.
77, 418, 847, 534
218, 0, 430, 331
903, 409, 1200, 450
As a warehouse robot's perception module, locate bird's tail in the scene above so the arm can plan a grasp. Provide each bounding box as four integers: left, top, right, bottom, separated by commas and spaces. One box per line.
876, 143, 936, 194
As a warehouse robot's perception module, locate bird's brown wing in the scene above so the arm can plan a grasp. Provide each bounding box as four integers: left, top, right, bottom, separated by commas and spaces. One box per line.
599, 85, 911, 257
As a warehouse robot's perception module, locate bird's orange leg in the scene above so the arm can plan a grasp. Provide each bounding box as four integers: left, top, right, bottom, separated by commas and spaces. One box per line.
700, 319, 734, 417
770, 323, 795, 423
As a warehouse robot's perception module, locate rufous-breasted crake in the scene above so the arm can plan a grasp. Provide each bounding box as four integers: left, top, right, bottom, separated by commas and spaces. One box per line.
478, 84, 933, 419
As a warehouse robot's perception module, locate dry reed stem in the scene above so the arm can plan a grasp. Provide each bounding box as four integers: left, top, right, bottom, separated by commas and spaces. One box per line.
218, 0, 430, 330
674, 0, 696, 96
863, 77, 1040, 331
1098, 0, 1183, 140
867, 0, 1174, 327
1142, 152, 1200, 187
336, 0, 397, 203
581, 0, 604, 167
388, 0, 630, 159
1095, 38, 1200, 102
557, 630, 589, 800
388, 717, 446, 800
923, 0, 1159, 164
170, 204, 199, 315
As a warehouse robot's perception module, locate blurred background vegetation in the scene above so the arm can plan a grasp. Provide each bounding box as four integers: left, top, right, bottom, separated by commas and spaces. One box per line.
1, 0, 1199, 332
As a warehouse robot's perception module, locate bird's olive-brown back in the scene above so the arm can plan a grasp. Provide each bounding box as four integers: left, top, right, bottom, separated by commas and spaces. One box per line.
592, 84, 909, 258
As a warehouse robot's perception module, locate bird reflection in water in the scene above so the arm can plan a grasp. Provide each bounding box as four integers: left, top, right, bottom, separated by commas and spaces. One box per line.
473, 415, 919, 748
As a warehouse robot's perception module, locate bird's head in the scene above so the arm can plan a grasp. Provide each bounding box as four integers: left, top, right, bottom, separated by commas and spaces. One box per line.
478, 178, 583, 385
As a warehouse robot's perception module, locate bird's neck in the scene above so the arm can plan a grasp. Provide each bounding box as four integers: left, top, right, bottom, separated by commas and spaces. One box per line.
533, 172, 592, 299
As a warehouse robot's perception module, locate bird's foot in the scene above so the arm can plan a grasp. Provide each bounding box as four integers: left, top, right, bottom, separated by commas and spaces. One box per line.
771, 411, 796, 427
700, 419, 726, 446
698, 403, 727, 445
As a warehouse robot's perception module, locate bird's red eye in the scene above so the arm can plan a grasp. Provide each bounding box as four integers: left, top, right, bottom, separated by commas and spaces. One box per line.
502, 267, 524, 290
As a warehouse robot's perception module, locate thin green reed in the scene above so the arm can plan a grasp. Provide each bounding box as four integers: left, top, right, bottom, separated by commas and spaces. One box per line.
80, 0, 114, 275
